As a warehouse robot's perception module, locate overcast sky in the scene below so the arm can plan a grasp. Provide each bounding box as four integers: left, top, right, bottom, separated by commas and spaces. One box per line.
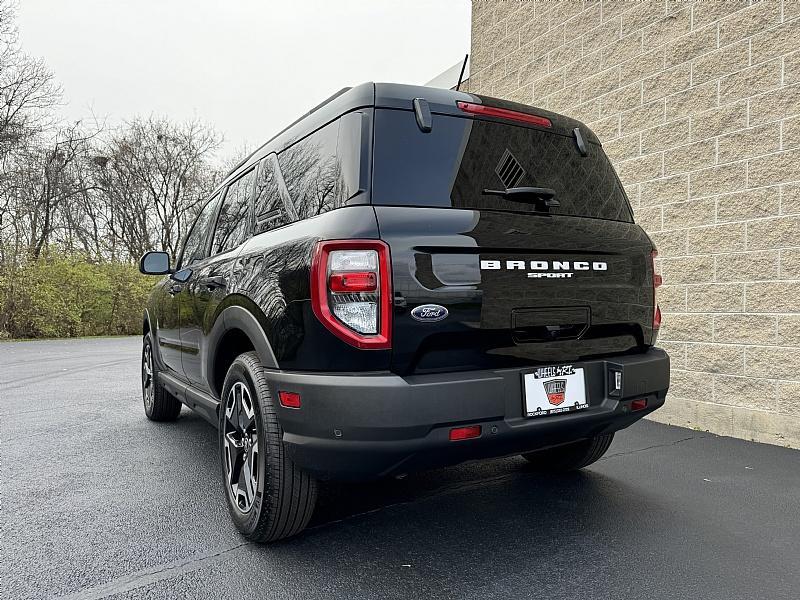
18, 0, 471, 156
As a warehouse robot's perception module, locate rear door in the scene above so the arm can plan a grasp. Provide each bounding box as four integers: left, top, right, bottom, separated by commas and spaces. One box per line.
180, 166, 256, 391
371, 106, 656, 376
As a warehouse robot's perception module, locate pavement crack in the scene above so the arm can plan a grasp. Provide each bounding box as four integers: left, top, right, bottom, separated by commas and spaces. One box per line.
0, 358, 130, 391
56, 542, 252, 600
600, 434, 710, 460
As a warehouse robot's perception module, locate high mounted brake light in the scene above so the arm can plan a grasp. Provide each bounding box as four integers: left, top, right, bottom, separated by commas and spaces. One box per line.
310, 240, 392, 350
457, 101, 552, 128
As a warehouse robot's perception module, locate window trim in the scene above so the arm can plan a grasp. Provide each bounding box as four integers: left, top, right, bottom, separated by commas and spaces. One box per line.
209, 165, 258, 257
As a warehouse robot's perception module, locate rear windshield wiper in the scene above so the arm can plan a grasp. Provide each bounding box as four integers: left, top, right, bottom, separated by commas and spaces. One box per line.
482, 187, 560, 210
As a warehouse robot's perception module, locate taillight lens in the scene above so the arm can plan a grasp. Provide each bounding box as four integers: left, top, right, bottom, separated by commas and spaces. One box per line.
310, 240, 392, 349
456, 101, 552, 128
651, 249, 662, 330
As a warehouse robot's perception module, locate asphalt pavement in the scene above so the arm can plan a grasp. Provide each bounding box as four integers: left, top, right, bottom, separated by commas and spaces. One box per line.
1, 336, 798, 599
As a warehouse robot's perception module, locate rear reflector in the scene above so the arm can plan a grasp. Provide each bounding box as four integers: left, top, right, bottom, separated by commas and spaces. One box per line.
630, 398, 648, 412
457, 101, 552, 128
449, 425, 482, 441
278, 391, 301, 409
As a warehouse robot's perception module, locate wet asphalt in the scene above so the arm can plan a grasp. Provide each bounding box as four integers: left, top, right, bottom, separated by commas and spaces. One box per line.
1, 336, 798, 599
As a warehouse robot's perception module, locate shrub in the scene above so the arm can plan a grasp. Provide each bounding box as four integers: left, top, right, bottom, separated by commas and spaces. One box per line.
0, 253, 152, 339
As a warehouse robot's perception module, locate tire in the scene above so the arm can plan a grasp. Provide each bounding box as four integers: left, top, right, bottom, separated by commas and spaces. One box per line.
521, 433, 614, 472
219, 351, 317, 543
141, 333, 181, 422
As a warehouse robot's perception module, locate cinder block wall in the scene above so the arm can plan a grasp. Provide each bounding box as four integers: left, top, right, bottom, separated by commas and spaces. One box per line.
466, 0, 799, 447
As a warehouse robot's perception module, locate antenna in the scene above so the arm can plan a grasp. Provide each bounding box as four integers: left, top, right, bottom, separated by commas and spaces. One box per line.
455, 54, 469, 91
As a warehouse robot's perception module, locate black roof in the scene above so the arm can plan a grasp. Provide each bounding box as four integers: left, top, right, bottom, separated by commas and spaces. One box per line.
218, 82, 599, 190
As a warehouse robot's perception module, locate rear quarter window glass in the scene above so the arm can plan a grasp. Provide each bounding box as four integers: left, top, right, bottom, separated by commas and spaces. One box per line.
253, 156, 290, 234
278, 120, 343, 220
371, 109, 632, 222
277, 113, 365, 220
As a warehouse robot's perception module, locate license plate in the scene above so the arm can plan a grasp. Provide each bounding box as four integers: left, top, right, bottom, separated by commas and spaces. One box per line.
523, 365, 588, 417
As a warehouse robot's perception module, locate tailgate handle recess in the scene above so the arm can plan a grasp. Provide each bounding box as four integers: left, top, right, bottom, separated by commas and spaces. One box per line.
511, 307, 589, 343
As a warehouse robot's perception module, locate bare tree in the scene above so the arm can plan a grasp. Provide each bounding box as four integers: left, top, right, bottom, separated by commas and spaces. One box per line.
0, 0, 61, 154
97, 116, 221, 258
0, 120, 102, 260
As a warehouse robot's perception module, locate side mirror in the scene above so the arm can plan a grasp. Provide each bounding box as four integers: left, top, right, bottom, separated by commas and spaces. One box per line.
139, 251, 172, 275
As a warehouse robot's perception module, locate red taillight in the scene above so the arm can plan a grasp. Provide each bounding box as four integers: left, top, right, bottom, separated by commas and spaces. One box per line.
328, 271, 377, 293
651, 249, 662, 330
630, 398, 648, 412
279, 391, 301, 409
310, 240, 392, 350
449, 425, 482, 441
457, 101, 552, 128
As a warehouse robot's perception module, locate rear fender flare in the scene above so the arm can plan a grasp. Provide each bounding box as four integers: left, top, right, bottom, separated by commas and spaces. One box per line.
205, 305, 279, 395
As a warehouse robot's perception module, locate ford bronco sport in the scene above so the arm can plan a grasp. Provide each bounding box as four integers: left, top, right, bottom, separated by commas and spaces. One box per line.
139, 83, 670, 542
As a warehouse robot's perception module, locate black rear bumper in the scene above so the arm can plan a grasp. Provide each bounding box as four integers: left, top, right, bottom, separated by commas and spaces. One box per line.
268, 348, 670, 481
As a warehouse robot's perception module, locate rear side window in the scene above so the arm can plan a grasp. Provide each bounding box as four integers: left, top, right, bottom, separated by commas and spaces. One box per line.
180, 194, 220, 267
213, 169, 255, 255
371, 109, 632, 222
253, 156, 290, 234
277, 112, 365, 220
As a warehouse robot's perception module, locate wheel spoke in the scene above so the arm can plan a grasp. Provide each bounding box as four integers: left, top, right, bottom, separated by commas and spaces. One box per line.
239, 385, 255, 430
224, 432, 245, 474
223, 380, 259, 513
142, 345, 154, 409
242, 456, 255, 504
225, 389, 240, 431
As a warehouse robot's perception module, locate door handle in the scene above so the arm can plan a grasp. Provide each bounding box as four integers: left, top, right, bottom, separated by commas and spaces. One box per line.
199, 275, 227, 290
168, 283, 183, 296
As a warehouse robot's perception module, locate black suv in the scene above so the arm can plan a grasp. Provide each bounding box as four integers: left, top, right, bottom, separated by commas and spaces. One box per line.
139, 82, 670, 542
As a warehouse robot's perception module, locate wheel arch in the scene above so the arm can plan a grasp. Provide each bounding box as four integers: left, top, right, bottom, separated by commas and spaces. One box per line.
206, 303, 279, 399
143, 308, 152, 336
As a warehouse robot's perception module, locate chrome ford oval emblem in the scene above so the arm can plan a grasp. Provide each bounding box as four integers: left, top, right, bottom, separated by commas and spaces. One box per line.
411, 304, 449, 322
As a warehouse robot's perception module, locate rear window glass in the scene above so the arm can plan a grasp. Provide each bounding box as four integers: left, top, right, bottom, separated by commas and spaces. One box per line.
371, 109, 632, 222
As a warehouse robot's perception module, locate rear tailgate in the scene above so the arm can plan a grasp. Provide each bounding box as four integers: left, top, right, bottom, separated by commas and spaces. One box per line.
371, 104, 656, 375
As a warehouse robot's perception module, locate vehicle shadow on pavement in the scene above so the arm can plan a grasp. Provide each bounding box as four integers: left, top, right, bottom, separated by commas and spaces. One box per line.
146, 414, 797, 600
251, 466, 679, 599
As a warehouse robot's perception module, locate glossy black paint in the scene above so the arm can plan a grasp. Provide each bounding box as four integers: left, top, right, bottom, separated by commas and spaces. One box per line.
233, 205, 387, 372
141, 82, 666, 455
377, 205, 655, 375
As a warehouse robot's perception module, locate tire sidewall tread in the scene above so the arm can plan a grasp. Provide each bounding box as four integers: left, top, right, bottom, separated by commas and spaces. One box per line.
219, 351, 317, 543
142, 334, 181, 422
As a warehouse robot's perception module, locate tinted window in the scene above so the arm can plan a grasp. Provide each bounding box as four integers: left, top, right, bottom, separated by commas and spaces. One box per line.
212, 169, 255, 255
253, 156, 290, 234
180, 194, 220, 267
371, 109, 632, 222
278, 116, 362, 220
